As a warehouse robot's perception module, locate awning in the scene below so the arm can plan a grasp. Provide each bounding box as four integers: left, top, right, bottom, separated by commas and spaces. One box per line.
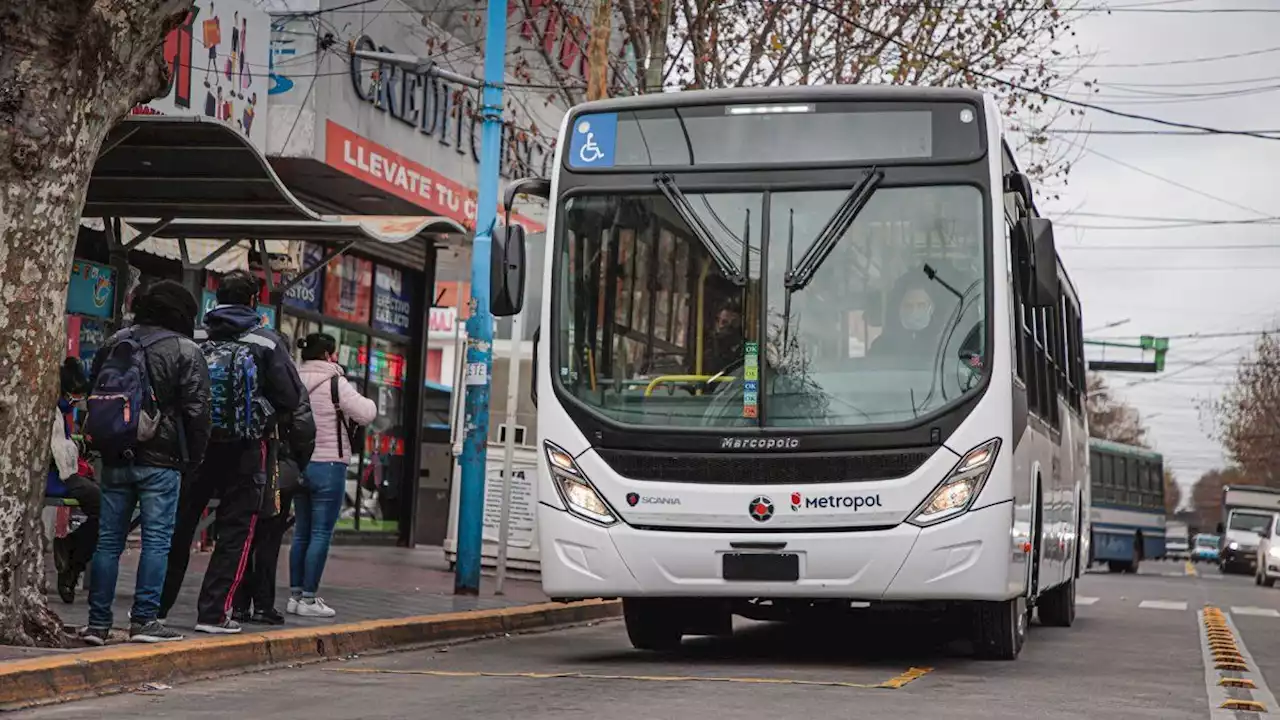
85, 116, 323, 221
125, 216, 468, 246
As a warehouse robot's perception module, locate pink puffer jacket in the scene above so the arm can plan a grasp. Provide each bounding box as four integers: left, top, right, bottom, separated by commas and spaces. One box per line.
298, 360, 378, 463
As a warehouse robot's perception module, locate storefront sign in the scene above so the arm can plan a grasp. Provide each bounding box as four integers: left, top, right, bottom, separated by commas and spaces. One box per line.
132, 0, 270, 150
428, 306, 458, 334
348, 35, 555, 181
77, 319, 109, 366
65, 316, 81, 358
284, 243, 325, 312
324, 254, 373, 323
66, 260, 115, 319
373, 266, 414, 336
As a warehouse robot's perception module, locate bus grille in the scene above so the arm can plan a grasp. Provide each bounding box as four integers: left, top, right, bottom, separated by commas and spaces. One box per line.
593, 448, 933, 484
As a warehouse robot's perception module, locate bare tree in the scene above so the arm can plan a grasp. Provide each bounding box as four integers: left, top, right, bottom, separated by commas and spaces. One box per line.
1086, 373, 1149, 448
0, 0, 193, 647
1214, 333, 1280, 487
1190, 467, 1247, 534
611, 0, 1091, 189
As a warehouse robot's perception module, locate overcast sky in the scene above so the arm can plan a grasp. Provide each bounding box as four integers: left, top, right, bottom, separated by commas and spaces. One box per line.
1034, 0, 1280, 500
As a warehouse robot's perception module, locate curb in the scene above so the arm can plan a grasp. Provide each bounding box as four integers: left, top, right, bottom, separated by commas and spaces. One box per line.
0, 599, 621, 710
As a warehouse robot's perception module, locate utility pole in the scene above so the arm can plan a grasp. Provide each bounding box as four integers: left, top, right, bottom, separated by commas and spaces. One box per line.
586, 0, 613, 100
454, 0, 511, 596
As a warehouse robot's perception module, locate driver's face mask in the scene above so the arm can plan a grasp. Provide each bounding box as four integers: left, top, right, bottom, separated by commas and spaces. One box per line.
900, 291, 934, 332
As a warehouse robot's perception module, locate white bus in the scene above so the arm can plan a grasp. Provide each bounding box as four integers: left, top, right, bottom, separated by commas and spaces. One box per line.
489, 86, 1089, 661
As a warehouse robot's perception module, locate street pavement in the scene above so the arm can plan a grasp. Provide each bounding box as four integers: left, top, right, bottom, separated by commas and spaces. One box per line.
16, 559, 1280, 719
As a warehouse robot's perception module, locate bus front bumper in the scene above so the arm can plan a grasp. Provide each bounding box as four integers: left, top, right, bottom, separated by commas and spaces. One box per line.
538, 501, 1021, 602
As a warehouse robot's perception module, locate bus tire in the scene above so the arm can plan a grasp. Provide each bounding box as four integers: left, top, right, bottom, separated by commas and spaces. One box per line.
972, 597, 1027, 661
1038, 576, 1076, 627
623, 599, 684, 651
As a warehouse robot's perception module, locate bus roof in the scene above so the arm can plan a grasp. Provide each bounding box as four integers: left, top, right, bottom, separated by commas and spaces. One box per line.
567, 85, 989, 116
1088, 437, 1164, 462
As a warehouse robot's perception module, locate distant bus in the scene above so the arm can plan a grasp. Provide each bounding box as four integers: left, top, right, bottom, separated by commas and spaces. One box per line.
1088, 438, 1165, 573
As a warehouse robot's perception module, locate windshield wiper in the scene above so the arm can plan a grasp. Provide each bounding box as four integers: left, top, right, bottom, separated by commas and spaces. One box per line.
655, 173, 745, 286
784, 167, 884, 291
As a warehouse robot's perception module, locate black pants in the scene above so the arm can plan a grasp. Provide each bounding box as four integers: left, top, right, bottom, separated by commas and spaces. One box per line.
233, 488, 296, 614
58, 474, 101, 573
159, 448, 263, 625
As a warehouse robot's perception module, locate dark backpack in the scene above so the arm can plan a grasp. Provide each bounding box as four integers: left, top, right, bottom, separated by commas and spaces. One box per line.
83, 329, 179, 460
201, 333, 271, 443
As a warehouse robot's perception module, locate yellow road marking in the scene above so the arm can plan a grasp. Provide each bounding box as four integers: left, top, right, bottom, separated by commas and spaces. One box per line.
331, 666, 933, 690
1185, 561, 1198, 577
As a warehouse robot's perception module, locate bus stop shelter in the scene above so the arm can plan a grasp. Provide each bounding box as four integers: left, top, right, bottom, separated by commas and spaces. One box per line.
81, 114, 467, 546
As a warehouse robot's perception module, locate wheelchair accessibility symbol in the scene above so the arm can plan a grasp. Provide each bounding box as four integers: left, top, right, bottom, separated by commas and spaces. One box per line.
577, 121, 604, 163
569, 113, 616, 167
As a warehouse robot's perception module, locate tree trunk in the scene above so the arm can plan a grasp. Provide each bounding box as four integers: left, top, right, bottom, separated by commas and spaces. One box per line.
0, 0, 192, 647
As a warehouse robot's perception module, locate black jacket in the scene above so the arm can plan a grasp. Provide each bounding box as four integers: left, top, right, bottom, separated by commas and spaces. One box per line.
91, 324, 213, 471
196, 305, 307, 477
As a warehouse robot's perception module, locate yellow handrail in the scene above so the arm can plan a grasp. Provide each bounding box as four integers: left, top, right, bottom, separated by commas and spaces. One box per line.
644, 374, 735, 397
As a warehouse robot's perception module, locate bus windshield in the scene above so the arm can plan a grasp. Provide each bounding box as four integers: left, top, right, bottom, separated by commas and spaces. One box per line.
555, 184, 986, 429
1229, 511, 1273, 534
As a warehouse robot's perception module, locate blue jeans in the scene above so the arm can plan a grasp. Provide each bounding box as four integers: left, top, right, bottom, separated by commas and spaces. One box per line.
88, 466, 180, 629
290, 462, 346, 596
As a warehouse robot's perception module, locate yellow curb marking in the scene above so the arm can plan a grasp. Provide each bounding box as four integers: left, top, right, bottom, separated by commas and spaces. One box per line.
1221, 699, 1268, 712
1221, 678, 1257, 689
1186, 561, 1198, 577
332, 666, 933, 690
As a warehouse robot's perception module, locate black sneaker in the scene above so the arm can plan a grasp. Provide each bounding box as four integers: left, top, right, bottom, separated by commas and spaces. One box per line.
78, 626, 109, 646
249, 608, 286, 626
194, 619, 242, 635
231, 609, 252, 624
129, 620, 183, 643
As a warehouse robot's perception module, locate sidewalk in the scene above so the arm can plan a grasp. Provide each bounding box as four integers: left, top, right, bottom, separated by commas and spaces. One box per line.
47, 544, 549, 638
0, 545, 619, 709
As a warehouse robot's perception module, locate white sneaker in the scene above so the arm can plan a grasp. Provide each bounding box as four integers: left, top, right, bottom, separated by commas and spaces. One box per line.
286, 597, 301, 615
295, 598, 336, 618
194, 619, 243, 635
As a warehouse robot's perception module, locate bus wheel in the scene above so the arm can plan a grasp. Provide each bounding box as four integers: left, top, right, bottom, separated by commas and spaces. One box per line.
972, 596, 1027, 660
1038, 576, 1076, 627
623, 599, 684, 652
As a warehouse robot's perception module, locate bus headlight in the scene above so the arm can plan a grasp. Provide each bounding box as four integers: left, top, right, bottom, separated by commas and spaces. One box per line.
908, 438, 1001, 527
544, 442, 617, 526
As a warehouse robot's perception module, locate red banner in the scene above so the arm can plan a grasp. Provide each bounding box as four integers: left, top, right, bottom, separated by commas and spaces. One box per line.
324, 121, 544, 232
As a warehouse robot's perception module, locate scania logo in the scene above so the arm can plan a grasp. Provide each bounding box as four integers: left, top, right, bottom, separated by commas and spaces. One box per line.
720, 437, 801, 450
749, 496, 775, 522
626, 493, 681, 507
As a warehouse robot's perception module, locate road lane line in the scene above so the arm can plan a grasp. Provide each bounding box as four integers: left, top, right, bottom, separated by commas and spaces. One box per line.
330, 667, 933, 690
1185, 561, 1198, 577
1139, 600, 1188, 611
1075, 596, 1100, 606
1200, 606, 1280, 718
1231, 606, 1280, 618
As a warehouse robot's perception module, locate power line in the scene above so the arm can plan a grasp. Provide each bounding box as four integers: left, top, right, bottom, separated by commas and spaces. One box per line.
789, 0, 1280, 141
1076, 146, 1278, 219
1088, 43, 1280, 69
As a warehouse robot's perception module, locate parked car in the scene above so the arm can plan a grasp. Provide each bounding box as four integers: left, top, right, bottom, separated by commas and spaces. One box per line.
1257, 517, 1280, 587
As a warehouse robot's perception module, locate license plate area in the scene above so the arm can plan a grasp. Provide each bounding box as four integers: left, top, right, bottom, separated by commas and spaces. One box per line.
722, 553, 799, 582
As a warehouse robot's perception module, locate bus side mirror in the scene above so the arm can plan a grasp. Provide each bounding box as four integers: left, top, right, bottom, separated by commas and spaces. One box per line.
503, 177, 551, 217
490, 224, 527, 318
1017, 216, 1058, 307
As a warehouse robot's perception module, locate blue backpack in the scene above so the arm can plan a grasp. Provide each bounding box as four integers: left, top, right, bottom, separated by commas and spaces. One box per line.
201, 333, 271, 443
83, 329, 179, 461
